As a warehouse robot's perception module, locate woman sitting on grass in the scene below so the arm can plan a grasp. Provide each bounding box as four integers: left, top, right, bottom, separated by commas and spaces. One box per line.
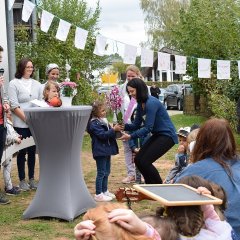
176, 118, 240, 238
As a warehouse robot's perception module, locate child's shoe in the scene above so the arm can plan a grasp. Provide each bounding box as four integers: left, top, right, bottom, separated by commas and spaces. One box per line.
104, 190, 116, 199
5, 186, 21, 196
0, 191, 11, 205
94, 193, 112, 202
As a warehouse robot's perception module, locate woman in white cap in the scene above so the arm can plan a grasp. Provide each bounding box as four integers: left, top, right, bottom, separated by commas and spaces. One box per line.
45, 63, 60, 83
41, 63, 60, 95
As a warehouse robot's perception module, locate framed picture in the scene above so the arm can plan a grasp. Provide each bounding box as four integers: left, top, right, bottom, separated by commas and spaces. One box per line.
133, 184, 222, 206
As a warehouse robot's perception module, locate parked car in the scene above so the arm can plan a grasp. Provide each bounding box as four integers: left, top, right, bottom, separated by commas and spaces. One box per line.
164, 84, 192, 111
159, 88, 166, 105
96, 85, 115, 95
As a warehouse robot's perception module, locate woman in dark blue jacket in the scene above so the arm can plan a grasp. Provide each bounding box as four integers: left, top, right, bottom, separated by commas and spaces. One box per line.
119, 78, 178, 184
87, 101, 121, 202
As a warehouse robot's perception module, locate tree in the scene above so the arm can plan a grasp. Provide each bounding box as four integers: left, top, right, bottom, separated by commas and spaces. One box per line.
15, 0, 110, 104
140, 0, 189, 50
171, 0, 240, 99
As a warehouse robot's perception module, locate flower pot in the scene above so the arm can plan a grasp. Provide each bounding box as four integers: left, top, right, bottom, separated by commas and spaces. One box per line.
61, 96, 73, 107
115, 131, 123, 139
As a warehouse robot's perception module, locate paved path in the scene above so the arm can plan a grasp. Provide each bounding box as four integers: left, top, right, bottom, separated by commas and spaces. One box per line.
168, 110, 183, 116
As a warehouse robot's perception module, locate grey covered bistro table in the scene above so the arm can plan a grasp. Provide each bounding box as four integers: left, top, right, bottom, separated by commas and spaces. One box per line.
23, 106, 96, 221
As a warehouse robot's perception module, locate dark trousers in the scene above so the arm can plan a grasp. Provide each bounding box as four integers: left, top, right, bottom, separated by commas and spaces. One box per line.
14, 127, 36, 181
0, 124, 6, 165
135, 134, 175, 184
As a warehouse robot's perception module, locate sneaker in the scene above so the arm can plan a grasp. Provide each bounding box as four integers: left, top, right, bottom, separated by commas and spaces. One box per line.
0, 191, 11, 205
5, 186, 21, 196
19, 180, 30, 191
29, 179, 38, 190
94, 193, 112, 202
122, 176, 135, 184
104, 190, 116, 199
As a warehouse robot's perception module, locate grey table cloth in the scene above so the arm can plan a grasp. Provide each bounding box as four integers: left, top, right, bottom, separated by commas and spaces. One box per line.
23, 106, 96, 221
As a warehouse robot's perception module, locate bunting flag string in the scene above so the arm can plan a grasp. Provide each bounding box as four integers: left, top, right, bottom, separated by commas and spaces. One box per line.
10, 0, 240, 80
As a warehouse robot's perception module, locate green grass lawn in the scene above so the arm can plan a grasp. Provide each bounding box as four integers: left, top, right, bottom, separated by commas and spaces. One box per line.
0, 114, 239, 239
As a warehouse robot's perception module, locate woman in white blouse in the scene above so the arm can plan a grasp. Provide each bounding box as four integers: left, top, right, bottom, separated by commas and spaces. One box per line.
8, 58, 42, 191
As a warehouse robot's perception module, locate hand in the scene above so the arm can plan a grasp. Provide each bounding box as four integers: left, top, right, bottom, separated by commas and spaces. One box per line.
118, 132, 131, 141
197, 186, 211, 195
3, 103, 10, 112
15, 137, 22, 144
134, 148, 140, 153
177, 144, 186, 154
74, 220, 96, 240
108, 208, 147, 235
113, 124, 124, 132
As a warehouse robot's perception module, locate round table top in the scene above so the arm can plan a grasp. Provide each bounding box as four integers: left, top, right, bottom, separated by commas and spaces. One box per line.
24, 105, 92, 113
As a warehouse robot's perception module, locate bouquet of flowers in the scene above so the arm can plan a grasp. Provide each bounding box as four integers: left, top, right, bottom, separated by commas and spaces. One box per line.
106, 85, 123, 124
59, 81, 77, 97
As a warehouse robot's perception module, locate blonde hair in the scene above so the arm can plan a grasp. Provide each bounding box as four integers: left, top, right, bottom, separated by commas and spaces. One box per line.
83, 203, 152, 240
43, 81, 60, 101
126, 65, 143, 80
187, 128, 199, 144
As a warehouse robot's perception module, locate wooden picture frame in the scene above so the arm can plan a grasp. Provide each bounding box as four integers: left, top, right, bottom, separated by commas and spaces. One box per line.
133, 184, 222, 206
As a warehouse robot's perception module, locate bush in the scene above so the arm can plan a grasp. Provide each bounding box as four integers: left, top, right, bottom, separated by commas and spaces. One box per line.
209, 93, 237, 131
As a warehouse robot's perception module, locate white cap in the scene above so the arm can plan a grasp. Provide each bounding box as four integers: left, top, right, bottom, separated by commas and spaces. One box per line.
46, 63, 59, 75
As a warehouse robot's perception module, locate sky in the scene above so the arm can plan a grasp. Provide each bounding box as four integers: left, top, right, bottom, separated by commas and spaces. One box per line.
87, 0, 147, 55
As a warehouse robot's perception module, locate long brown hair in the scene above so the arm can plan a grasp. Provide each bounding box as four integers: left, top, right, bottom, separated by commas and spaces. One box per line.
15, 58, 34, 79
192, 118, 238, 171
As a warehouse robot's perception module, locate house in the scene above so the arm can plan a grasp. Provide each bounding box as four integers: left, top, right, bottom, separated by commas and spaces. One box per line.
142, 47, 181, 82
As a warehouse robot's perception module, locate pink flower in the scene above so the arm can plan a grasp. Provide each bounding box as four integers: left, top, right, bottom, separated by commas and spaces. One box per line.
60, 81, 77, 88
106, 85, 122, 112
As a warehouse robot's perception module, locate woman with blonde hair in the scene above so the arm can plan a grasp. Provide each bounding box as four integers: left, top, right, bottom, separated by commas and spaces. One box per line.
119, 65, 144, 184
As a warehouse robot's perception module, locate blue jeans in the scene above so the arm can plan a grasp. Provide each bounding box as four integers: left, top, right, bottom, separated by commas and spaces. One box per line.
94, 156, 111, 195
14, 127, 36, 181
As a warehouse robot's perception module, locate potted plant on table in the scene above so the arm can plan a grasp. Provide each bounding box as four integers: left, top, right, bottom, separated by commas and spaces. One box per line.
60, 62, 77, 106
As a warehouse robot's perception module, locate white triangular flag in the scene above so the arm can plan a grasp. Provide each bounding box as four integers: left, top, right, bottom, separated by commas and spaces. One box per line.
175, 55, 187, 74
74, 27, 88, 50
141, 48, 154, 67
56, 19, 71, 42
8, 0, 15, 11
40, 10, 54, 33
217, 60, 230, 80
158, 52, 170, 70
93, 35, 107, 56
198, 58, 211, 78
123, 44, 137, 64
22, 0, 35, 22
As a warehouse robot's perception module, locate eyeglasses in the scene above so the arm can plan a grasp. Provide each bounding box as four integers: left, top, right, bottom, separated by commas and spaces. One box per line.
25, 66, 34, 69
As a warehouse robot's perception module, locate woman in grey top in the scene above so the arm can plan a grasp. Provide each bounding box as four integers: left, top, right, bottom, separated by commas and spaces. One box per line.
8, 58, 42, 191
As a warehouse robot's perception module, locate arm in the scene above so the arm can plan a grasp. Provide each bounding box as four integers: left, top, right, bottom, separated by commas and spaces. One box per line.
13, 107, 26, 122
197, 187, 220, 221
201, 204, 220, 221
88, 120, 116, 140
130, 100, 159, 139
108, 208, 161, 239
